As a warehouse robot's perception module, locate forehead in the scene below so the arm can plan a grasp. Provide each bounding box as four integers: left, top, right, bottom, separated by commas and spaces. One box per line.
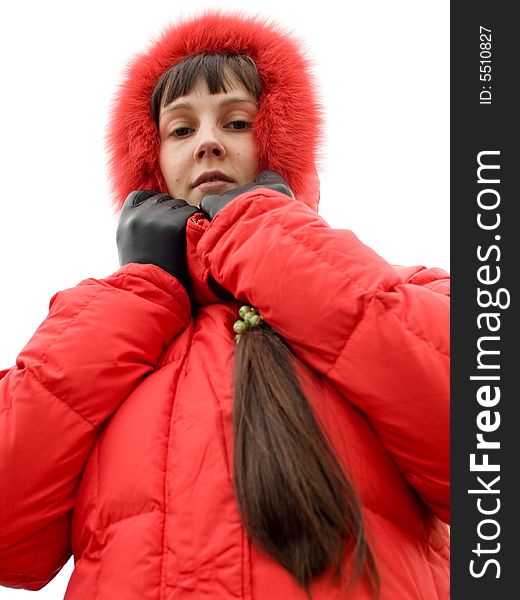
160, 76, 258, 118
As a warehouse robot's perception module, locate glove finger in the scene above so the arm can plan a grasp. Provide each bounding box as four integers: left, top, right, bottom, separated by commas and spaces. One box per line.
200, 193, 236, 219
149, 196, 198, 214
123, 190, 159, 208
255, 171, 294, 199
170, 203, 200, 219
153, 193, 175, 203
255, 170, 287, 184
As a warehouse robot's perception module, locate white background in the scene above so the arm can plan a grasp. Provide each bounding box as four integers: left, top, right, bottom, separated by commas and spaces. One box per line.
0, 1, 448, 597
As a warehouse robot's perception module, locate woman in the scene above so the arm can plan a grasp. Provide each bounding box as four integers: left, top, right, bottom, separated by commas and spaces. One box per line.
0, 12, 449, 599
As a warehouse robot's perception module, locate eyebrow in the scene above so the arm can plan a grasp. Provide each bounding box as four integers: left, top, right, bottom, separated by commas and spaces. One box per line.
160, 96, 258, 121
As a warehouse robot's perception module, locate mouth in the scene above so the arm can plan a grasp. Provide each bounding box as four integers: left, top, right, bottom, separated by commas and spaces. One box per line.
192, 170, 234, 190
194, 181, 235, 195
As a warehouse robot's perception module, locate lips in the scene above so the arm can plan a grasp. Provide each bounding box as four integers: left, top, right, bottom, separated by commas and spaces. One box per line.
193, 170, 234, 188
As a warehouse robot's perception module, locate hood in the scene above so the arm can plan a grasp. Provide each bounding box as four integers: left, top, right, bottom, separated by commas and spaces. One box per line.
106, 11, 323, 212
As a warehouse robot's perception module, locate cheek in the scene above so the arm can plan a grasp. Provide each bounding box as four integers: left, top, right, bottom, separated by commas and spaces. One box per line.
240, 139, 259, 176
158, 149, 170, 182
159, 148, 184, 192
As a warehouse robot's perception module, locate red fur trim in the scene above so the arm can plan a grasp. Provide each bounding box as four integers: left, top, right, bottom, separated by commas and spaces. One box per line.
106, 11, 323, 212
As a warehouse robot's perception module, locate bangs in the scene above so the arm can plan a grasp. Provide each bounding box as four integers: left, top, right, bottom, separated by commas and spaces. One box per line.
151, 53, 262, 125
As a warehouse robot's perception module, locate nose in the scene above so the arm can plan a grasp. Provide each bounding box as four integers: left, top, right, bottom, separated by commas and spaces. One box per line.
193, 128, 226, 161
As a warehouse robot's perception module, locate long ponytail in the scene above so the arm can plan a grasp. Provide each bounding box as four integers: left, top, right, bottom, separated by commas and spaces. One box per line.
233, 324, 380, 597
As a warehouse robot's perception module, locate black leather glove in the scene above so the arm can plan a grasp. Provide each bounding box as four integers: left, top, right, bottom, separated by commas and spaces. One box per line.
116, 190, 199, 289
200, 170, 294, 221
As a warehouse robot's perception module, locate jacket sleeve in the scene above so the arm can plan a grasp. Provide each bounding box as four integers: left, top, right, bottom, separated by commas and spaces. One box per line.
0, 263, 191, 590
196, 189, 450, 523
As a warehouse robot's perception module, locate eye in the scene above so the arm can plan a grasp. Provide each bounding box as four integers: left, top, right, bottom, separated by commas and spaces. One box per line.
226, 120, 251, 130
169, 126, 193, 138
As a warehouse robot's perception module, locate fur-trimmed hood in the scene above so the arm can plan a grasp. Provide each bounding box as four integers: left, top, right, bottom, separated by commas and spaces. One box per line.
106, 11, 323, 212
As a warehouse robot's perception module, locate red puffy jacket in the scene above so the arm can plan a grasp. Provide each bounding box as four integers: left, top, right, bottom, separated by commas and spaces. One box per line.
0, 12, 449, 599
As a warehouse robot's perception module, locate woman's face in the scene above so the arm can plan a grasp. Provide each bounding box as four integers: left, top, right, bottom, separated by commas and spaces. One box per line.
158, 73, 259, 207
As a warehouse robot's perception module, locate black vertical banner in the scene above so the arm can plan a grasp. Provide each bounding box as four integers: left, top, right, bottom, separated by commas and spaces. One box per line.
451, 3, 519, 598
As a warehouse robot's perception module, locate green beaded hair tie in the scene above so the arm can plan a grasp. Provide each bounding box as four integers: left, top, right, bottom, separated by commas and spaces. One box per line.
233, 305, 272, 343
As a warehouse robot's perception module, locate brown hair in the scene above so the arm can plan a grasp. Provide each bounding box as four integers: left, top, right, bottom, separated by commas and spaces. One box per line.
151, 54, 380, 597
234, 327, 380, 597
